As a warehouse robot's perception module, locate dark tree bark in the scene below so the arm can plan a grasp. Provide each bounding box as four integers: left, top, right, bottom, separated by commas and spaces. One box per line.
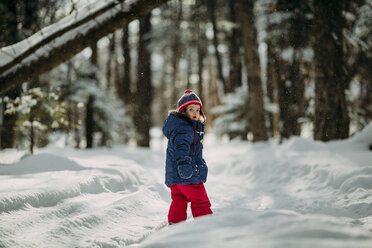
73, 104, 81, 149
114, 32, 121, 102
238, 0, 268, 142
23, 0, 39, 33
29, 113, 35, 154
266, 43, 280, 138
206, 0, 227, 93
186, 47, 192, 89
85, 95, 94, 148
170, 3, 183, 106
195, 0, 207, 101
0, 0, 18, 46
197, 41, 205, 102
121, 26, 131, 104
106, 33, 116, 91
0, 0, 170, 94
227, 0, 242, 93
313, 0, 350, 141
135, 13, 152, 147
359, 55, 372, 125
0, 0, 20, 149
65, 61, 74, 147
85, 43, 98, 149
159, 63, 168, 123
1, 90, 20, 149
270, 0, 311, 140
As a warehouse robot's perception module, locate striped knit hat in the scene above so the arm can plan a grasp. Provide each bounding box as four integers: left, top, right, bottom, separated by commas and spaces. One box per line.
177, 89, 205, 120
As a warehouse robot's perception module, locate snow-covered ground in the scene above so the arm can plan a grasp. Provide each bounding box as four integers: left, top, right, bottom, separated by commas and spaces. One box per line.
1, 124, 372, 248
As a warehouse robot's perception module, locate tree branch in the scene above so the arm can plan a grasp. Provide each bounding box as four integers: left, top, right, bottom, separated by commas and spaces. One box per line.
0, 0, 169, 94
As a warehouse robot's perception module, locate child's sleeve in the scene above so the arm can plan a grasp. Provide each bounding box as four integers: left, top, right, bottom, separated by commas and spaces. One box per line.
173, 129, 194, 179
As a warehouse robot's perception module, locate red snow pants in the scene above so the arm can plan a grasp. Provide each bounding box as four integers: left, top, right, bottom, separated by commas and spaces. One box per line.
168, 183, 213, 224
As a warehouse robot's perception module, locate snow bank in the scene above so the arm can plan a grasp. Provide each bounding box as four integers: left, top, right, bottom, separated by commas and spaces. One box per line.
0, 153, 85, 175
143, 209, 372, 248
143, 126, 372, 247
348, 122, 372, 146
0, 147, 169, 247
0, 125, 371, 247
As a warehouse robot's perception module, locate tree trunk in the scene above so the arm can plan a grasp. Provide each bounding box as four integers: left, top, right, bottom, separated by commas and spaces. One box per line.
102, 33, 115, 146
206, 56, 221, 126
170, 4, 183, 107
0, 0, 18, 46
195, 0, 207, 101
227, 0, 242, 93
106, 33, 116, 91
65, 61, 73, 146
360, 57, 372, 125
238, 0, 268, 142
0, 0, 170, 94
272, 0, 310, 139
186, 48, 192, 90
135, 13, 152, 147
0, 0, 19, 149
197, 42, 205, 102
85, 95, 94, 148
159, 67, 168, 124
121, 26, 131, 104
29, 114, 35, 154
73, 104, 81, 149
206, 0, 227, 93
287, 52, 305, 136
313, 0, 350, 141
287, 2, 308, 136
85, 43, 98, 149
24, 0, 39, 33
266, 42, 280, 138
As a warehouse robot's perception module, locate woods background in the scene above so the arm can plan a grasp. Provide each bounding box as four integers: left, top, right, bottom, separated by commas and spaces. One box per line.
0, 0, 371, 153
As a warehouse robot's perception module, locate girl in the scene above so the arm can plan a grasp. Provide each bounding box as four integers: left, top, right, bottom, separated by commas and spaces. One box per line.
162, 89, 213, 224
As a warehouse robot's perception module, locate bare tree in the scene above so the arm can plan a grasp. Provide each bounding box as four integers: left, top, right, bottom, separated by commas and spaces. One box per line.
194, 0, 207, 101
238, 0, 268, 142
106, 33, 116, 91
227, 0, 242, 93
206, 0, 227, 93
0, 0, 41, 149
135, 13, 152, 147
121, 26, 131, 104
313, 0, 350, 141
85, 43, 98, 149
170, 3, 183, 106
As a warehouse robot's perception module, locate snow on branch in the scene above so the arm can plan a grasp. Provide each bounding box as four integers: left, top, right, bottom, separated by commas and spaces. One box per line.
0, 0, 169, 94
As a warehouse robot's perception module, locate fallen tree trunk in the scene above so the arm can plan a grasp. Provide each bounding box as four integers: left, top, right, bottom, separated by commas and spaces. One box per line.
0, 0, 169, 94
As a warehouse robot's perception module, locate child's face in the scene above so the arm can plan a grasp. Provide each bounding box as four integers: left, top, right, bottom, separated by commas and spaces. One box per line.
185, 104, 201, 121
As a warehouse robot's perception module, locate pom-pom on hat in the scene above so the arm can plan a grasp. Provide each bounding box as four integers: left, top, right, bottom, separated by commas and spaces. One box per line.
178, 89, 205, 120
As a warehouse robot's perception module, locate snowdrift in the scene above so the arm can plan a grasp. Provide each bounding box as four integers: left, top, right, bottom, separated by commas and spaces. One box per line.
0, 124, 371, 247
143, 124, 372, 248
0, 147, 169, 247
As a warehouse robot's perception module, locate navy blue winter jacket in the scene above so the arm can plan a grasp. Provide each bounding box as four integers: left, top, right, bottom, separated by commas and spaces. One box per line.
162, 112, 208, 187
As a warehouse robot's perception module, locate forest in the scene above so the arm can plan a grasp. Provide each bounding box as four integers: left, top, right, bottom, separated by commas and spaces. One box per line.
0, 0, 371, 153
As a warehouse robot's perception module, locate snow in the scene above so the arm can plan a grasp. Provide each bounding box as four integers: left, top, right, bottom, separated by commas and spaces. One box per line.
1, 124, 372, 247
0, 0, 145, 79
0, 0, 114, 67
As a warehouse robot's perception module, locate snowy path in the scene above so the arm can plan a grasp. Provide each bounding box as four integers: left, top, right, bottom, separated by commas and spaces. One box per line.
1, 125, 372, 247
0, 148, 170, 247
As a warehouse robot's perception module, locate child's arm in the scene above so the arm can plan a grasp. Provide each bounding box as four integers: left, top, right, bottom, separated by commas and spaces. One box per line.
173, 129, 194, 179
